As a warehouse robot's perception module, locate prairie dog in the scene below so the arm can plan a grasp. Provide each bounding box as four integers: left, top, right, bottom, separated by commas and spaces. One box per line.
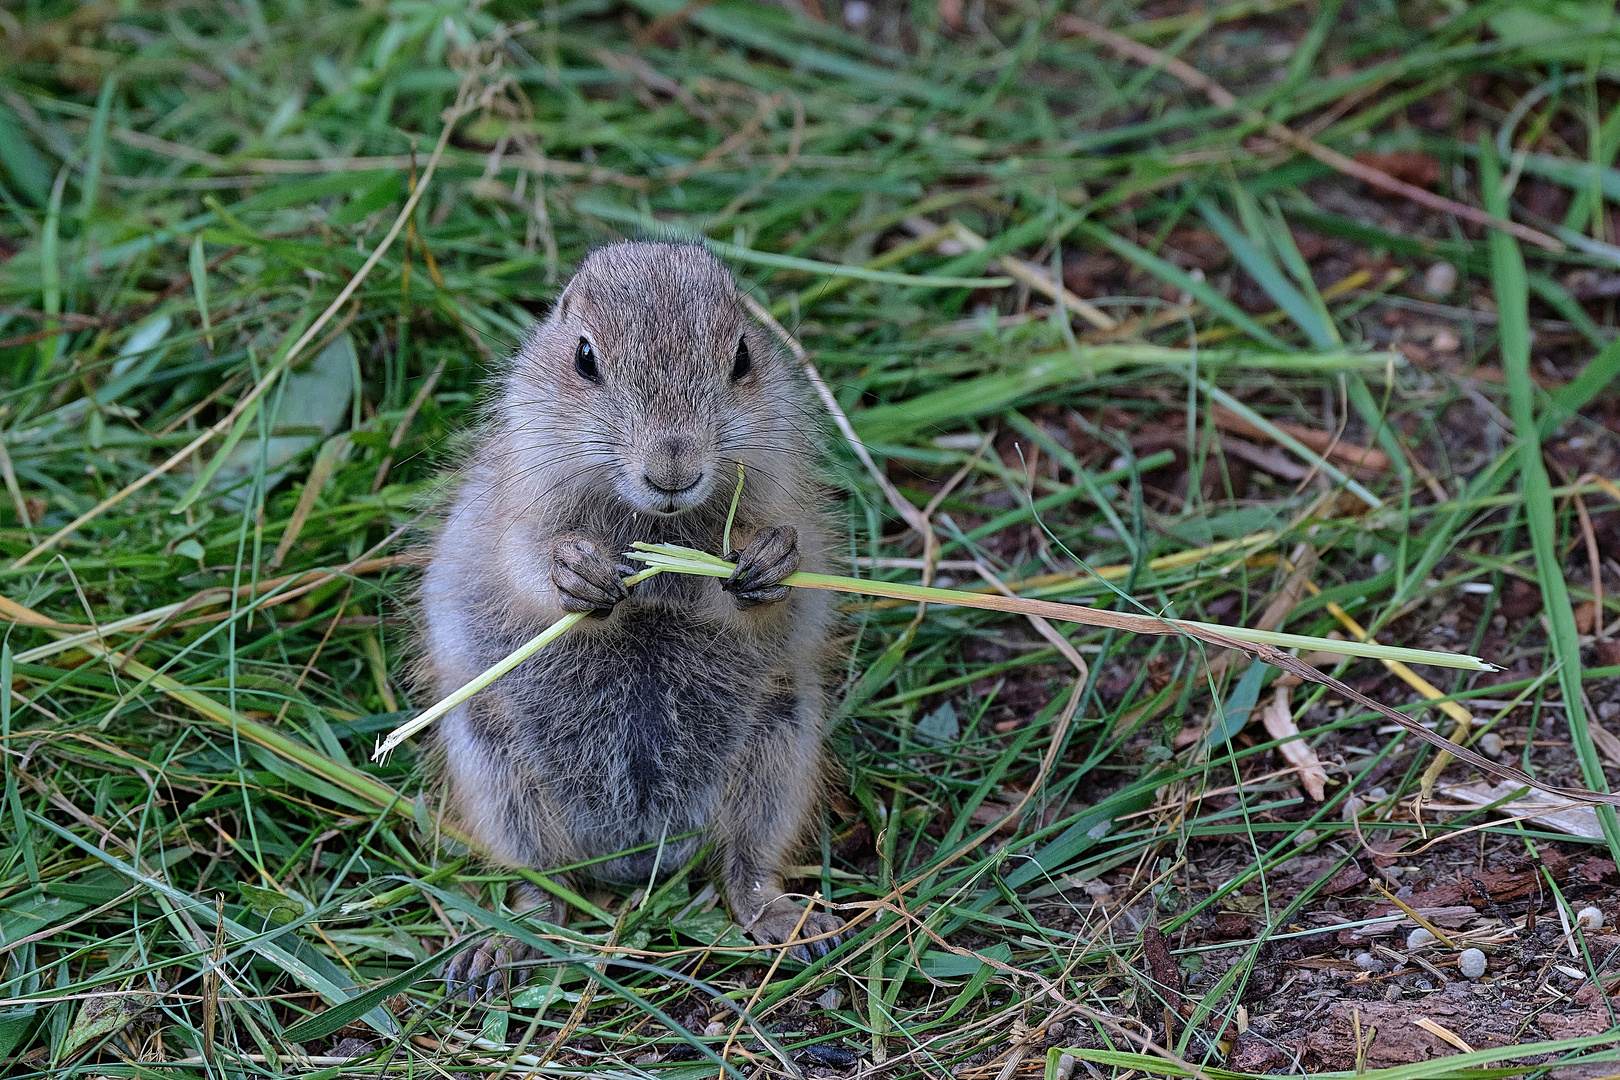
420, 241, 840, 995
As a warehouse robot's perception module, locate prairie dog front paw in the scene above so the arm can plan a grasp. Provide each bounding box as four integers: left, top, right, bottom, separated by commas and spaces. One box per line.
723, 525, 800, 609
552, 534, 629, 616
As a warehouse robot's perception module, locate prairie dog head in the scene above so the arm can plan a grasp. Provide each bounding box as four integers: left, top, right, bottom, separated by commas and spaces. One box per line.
505, 241, 802, 517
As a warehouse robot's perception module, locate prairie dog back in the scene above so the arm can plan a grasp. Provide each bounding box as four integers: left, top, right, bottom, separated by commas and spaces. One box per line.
420, 241, 843, 996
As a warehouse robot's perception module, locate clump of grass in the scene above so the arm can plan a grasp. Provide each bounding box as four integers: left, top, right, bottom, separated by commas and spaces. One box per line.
2, 0, 1619, 1076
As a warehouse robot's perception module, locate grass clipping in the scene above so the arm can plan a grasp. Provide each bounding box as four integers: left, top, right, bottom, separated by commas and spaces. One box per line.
373, 539, 1620, 809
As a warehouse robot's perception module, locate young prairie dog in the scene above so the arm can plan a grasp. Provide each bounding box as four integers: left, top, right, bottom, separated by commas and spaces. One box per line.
420, 241, 841, 996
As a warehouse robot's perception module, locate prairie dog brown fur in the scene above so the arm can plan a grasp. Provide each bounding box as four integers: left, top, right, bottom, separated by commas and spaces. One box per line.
421, 241, 839, 995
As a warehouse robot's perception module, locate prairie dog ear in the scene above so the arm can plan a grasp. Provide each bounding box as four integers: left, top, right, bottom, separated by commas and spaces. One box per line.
553, 276, 580, 323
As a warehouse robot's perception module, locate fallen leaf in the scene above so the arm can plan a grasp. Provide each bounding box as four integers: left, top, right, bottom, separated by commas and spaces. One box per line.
1220, 435, 1308, 481
214, 331, 355, 506
1353, 151, 1441, 189
1264, 685, 1328, 800
1435, 780, 1603, 840
64, 983, 161, 1057
1211, 407, 1390, 474
1344, 905, 1480, 940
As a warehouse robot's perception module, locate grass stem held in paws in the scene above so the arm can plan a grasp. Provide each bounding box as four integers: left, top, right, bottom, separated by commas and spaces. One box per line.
371, 566, 665, 762
378, 542, 1487, 754
379, 543, 1620, 811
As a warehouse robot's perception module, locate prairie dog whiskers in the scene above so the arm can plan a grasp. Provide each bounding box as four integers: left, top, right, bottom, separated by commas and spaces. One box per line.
419, 241, 841, 998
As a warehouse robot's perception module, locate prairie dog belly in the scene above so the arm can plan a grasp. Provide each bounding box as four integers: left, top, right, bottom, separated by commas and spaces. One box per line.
458, 605, 790, 883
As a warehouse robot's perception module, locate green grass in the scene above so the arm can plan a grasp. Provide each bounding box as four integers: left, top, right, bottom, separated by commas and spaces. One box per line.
2, 0, 1620, 1076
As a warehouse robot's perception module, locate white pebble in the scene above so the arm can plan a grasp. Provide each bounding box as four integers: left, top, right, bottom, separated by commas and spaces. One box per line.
1479, 732, 1504, 757
1458, 948, 1487, 979
842, 0, 871, 26
1577, 906, 1604, 931
1354, 952, 1385, 973
1407, 927, 1436, 950
1294, 829, 1318, 848
1431, 329, 1460, 352
1424, 261, 1458, 297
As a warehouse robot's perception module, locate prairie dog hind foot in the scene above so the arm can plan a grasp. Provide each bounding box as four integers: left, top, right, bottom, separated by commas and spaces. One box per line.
742, 894, 845, 963
441, 884, 561, 1002
443, 935, 546, 1002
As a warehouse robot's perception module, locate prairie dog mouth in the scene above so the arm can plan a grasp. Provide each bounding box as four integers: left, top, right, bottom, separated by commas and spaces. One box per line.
625, 470, 714, 516
645, 473, 703, 496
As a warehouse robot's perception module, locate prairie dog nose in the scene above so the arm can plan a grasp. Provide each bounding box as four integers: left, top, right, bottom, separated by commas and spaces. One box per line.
644, 435, 703, 494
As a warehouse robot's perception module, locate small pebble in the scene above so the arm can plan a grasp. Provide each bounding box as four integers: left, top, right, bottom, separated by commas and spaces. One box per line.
1458, 948, 1487, 979
1407, 927, 1437, 950
1479, 732, 1504, 757
1424, 261, 1458, 297
1294, 829, 1318, 848
842, 0, 871, 26
1354, 952, 1385, 974
1577, 906, 1604, 931
1430, 329, 1460, 352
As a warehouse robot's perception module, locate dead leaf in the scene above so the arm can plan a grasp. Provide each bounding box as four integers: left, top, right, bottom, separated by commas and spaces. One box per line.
1367, 849, 1570, 913
1220, 435, 1309, 481
1352, 151, 1441, 189
1435, 780, 1604, 840
64, 983, 161, 1057
1264, 685, 1328, 800
1210, 406, 1391, 474
1304, 999, 1517, 1070
1584, 709, 1620, 769
1345, 905, 1479, 940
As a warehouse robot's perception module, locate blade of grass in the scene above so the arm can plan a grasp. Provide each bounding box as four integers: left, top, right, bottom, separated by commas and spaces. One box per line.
1071, 220, 1289, 348
1203, 382, 1381, 507
8, 88, 470, 568
626, 542, 1486, 668
1197, 197, 1333, 348
1480, 135, 1620, 862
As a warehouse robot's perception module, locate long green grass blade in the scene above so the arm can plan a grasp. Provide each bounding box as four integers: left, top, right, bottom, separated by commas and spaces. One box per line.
1480, 135, 1620, 862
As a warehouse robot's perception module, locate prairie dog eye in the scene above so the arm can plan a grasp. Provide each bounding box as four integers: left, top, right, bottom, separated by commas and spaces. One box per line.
574, 338, 601, 383
731, 336, 752, 381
